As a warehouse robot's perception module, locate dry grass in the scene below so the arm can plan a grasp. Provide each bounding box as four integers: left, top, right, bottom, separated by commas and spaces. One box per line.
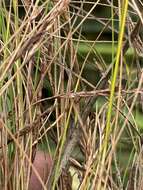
0, 0, 143, 190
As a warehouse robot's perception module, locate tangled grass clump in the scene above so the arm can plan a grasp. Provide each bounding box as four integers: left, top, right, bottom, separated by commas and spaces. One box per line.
0, 0, 143, 189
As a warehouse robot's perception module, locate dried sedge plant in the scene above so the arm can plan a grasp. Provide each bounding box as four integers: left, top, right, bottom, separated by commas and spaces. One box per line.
0, 0, 143, 190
